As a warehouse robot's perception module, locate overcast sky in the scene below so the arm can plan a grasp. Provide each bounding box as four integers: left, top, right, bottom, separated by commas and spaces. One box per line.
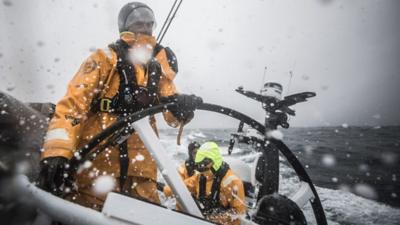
0, 0, 399, 128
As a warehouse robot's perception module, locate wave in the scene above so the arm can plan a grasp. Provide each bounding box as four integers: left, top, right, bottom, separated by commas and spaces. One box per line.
159, 129, 400, 225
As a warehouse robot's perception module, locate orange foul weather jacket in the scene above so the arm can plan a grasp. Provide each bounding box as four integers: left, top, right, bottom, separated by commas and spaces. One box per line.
41, 32, 180, 202
166, 168, 247, 225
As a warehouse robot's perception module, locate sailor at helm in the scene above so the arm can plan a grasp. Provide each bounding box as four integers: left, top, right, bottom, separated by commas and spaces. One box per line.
38, 1, 201, 212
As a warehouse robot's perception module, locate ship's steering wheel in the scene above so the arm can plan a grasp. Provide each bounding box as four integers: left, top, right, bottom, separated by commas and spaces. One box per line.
70, 101, 328, 225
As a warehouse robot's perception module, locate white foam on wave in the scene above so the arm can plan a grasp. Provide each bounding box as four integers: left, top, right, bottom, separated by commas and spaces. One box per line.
272, 159, 400, 225
314, 186, 400, 225
191, 130, 207, 138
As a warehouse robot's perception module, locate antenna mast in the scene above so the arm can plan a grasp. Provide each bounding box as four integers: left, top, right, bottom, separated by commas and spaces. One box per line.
261, 66, 268, 92
286, 61, 297, 95
286, 71, 294, 95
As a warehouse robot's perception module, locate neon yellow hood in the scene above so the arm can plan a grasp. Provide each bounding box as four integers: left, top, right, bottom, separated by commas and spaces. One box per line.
195, 142, 223, 171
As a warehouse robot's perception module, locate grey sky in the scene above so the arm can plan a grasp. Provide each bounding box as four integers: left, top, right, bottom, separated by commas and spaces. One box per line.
0, 0, 399, 128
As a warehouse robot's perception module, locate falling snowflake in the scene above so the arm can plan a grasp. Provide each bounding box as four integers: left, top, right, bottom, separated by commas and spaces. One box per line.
135, 154, 145, 161
358, 164, 369, 172
93, 175, 116, 194
338, 184, 351, 192
381, 152, 398, 165
321, 154, 336, 167
266, 130, 284, 140
304, 145, 314, 155
353, 183, 378, 200
19, 119, 26, 126
82, 160, 93, 169
16, 161, 30, 174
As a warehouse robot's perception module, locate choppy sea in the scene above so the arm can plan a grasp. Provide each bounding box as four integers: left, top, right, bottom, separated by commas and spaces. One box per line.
1, 125, 399, 225
158, 126, 400, 225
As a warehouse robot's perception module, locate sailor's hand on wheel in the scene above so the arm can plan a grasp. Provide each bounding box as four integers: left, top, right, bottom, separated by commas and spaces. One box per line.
38, 156, 69, 195
170, 94, 203, 123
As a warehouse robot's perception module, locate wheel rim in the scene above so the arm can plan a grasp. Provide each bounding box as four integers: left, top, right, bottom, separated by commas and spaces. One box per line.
71, 102, 328, 225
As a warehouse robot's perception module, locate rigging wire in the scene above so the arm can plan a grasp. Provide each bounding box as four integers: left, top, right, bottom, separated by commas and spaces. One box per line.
157, 0, 178, 41
157, 0, 183, 44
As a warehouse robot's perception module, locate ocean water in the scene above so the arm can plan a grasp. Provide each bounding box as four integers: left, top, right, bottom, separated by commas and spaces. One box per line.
1, 124, 399, 225
158, 126, 400, 225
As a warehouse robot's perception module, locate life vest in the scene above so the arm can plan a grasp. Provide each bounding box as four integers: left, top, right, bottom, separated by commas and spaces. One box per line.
91, 38, 177, 115
197, 162, 230, 215
89, 38, 177, 190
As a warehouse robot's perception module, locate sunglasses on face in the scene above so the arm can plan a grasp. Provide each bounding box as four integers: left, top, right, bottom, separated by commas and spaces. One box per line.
195, 158, 213, 172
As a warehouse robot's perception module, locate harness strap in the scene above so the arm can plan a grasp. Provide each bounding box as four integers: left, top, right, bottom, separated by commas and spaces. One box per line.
197, 162, 230, 214
91, 41, 164, 114
146, 56, 162, 101
199, 174, 207, 202
210, 173, 223, 203
111, 40, 137, 113
153, 43, 164, 58
119, 140, 129, 192
210, 162, 229, 203
185, 159, 195, 177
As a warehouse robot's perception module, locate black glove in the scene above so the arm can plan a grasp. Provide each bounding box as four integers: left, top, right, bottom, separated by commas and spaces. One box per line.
188, 141, 200, 153
170, 94, 203, 123
38, 156, 69, 195
156, 181, 166, 191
